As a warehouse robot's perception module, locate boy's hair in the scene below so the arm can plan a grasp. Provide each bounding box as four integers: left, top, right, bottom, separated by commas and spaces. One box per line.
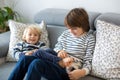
64, 8, 90, 32
22, 25, 42, 41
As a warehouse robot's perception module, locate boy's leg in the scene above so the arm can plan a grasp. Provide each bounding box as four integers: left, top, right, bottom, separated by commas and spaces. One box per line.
33, 49, 61, 63
8, 56, 37, 80
26, 59, 70, 80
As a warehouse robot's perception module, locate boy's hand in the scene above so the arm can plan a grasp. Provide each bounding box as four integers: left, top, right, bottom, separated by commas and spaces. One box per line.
63, 57, 74, 67
57, 50, 68, 58
68, 69, 86, 80
59, 57, 74, 68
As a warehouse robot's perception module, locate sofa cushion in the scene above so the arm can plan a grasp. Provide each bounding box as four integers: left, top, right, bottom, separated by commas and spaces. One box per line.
91, 20, 120, 79
0, 62, 104, 80
0, 62, 16, 80
47, 25, 67, 48
6, 20, 49, 61
34, 8, 100, 30
34, 8, 68, 26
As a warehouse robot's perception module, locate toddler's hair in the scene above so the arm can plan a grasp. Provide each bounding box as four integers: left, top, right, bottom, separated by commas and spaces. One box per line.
22, 25, 42, 41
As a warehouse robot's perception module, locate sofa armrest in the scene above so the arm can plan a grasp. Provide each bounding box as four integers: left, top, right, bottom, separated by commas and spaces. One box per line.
0, 31, 10, 58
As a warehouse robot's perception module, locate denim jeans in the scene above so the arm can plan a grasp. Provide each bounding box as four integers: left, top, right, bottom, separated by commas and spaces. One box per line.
8, 49, 69, 80
33, 48, 61, 63
26, 58, 69, 80
8, 56, 37, 80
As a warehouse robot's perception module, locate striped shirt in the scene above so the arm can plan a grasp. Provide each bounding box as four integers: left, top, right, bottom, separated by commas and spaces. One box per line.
13, 41, 45, 60
54, 30, 95, 74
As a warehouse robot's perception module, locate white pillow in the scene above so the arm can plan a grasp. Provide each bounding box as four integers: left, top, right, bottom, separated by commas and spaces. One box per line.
91, 20, 120, 79
6, 20, 49, 61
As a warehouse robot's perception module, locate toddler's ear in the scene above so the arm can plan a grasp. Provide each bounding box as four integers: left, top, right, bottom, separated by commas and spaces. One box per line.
38, 36, 41, 40
22, 35, 26, 41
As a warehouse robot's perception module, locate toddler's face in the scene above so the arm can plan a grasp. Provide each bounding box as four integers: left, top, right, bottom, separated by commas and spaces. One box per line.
25, 29, 39, 44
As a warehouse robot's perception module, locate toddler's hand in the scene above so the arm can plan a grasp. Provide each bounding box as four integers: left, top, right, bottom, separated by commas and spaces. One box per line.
25, 49, 38, 55
25, 51, 33, 55
33, 49, 38, 53
68, 69, 86, 80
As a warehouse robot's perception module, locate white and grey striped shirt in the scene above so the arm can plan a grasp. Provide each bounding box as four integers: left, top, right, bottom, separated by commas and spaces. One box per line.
54, 30, 95, 74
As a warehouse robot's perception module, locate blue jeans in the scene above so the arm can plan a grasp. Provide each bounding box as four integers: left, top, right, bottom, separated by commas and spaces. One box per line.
8, 49, 69, 80
8, 56, 37, 80
26, 58, 69, 80
33, 48, 61, 63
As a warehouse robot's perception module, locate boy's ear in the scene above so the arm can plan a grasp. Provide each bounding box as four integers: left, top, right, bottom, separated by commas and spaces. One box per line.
38, 36, 41, 41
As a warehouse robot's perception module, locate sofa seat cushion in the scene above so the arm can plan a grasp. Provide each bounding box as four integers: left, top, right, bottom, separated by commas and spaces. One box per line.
0, 62, 103, 80
0, 62, 16, 80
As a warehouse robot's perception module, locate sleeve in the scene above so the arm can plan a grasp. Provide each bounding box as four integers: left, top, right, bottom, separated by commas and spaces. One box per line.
39, 42, 46, 47
39, 42, 47, 49
13, 42, 25, 60
82, 34, 96, 75
53, 30, 67, 52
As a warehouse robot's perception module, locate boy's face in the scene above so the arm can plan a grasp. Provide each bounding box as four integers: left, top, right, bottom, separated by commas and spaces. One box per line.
25, 29, 39, 44
67, 26, 84, 37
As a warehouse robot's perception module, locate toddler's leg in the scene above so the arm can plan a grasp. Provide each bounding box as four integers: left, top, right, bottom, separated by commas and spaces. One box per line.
45, 48, 58, 56
33, 49, 61, 63
8, 56, 37, 80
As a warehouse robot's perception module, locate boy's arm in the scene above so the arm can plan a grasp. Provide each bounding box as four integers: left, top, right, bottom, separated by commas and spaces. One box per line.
54, 31, 67, 52
82, 35, 95, 75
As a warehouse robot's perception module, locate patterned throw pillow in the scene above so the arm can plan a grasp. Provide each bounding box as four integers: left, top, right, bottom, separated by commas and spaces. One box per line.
91, 20, 120, 79
6, 20, 49, 61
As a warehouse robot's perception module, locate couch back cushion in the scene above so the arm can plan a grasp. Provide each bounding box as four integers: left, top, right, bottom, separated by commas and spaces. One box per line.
95, 13, 120, 26
47, 25, 66, 48
34, 8, 100, 30
34, 8, 100, 48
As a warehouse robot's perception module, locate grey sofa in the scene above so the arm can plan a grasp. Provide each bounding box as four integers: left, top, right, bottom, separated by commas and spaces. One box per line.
0, 8, 120, 80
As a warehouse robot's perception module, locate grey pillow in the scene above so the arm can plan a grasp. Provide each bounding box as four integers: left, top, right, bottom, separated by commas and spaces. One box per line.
91, 20, 120, 79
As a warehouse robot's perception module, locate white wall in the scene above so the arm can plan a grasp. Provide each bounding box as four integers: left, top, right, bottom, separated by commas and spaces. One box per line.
5, 0, 120, 23
0, 0, 5, 7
